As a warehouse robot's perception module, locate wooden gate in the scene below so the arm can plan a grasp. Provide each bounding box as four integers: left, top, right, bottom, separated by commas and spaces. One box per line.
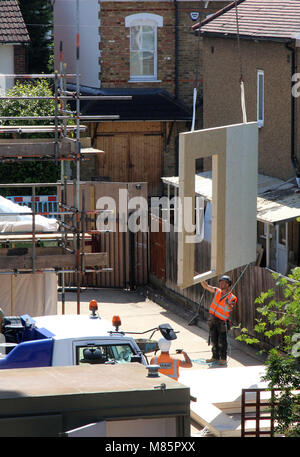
94, 122, 163, 196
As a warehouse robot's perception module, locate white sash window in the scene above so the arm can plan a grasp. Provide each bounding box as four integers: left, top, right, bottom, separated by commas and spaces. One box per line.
125, 13, 163, 82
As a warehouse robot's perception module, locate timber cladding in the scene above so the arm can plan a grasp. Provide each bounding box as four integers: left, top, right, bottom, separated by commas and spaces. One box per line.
149, 214, 166, 281
202, 36, 294, 181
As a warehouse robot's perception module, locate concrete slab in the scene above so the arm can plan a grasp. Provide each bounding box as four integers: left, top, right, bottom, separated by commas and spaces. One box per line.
178, 365, 268, 437
178, 122, 258, 288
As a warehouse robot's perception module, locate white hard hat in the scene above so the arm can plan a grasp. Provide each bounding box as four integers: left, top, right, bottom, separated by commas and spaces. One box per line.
158, 338, 171, 352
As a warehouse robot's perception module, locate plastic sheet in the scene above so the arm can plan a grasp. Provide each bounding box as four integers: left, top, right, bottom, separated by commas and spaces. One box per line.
0, 196, 58, 232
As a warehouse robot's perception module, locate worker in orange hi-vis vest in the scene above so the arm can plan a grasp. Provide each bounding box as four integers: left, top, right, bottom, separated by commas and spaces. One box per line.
201, 275, 237, 366
150, 338, 192, 381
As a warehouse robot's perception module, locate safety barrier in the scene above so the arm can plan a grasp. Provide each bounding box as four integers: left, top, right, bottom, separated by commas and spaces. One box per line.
6, 195, 58, 219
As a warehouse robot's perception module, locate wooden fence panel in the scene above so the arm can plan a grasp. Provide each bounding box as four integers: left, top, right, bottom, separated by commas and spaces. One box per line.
58, 182, 148, 289
149, 214, 166, 281
87, 228, 147, 289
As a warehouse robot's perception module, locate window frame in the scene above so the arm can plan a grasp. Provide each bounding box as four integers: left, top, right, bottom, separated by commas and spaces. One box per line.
75, 343, 136, 365
125, 13, 163, 82
257, 69, 264, 128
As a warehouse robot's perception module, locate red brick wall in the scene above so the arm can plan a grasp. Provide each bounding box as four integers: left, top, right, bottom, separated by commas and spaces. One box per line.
100, 1, 230, 106
100, 2, 176, 95
99, 1, 231, 179
14, 45, 27, 73
176, 1, 229, 108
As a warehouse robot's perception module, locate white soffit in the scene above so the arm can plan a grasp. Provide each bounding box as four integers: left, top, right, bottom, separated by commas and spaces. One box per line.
162, 173, 300, 224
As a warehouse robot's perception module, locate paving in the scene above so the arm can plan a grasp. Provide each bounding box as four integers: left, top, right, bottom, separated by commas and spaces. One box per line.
57, 286, 264, 371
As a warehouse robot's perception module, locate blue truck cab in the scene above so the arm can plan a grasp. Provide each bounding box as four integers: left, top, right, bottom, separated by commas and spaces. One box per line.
0, 313, 147, 369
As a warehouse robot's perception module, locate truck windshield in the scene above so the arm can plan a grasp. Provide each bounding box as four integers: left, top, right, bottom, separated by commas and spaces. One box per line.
76, 344, 135, 365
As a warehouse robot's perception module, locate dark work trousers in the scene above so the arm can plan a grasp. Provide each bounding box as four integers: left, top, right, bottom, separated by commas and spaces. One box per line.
208, 315, 229, 360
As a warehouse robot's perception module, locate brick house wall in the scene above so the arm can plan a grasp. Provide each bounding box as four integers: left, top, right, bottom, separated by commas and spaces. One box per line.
100, 1, 230, 108
98, 1, 231, 180
99, 1, 180, 182
100, 1, 176, 95
202, 36, 294, 181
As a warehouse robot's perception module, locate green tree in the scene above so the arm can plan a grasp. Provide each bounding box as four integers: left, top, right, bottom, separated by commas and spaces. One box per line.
18, 0, 53, 73
236, 267, 300, 436
0, 79, 59, 195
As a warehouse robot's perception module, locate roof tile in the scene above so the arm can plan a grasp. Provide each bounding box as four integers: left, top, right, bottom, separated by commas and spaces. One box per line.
198, 0, 300, 40
0, 0, 30, 43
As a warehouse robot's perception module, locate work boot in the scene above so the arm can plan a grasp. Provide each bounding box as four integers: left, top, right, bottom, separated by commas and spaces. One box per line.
218, 359, 227, 366
206, 357, 218, 363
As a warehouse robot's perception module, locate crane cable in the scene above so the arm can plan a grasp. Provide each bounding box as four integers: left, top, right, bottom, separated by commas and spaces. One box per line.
234, 0, 247, 123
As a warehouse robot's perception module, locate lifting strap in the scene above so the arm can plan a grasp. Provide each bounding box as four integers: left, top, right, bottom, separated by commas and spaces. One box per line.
234, 0, 247, 123
191, 4, 204, 131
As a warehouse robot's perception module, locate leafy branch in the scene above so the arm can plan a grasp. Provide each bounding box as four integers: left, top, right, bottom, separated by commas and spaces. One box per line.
0, 79, 66, 195
235, 267, 300, 436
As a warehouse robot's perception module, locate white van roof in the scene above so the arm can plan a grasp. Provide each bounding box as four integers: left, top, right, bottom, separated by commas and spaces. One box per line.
33, 314, 121, 341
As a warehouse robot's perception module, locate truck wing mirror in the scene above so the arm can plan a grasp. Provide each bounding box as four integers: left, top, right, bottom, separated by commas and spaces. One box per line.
158, 324, 177, 340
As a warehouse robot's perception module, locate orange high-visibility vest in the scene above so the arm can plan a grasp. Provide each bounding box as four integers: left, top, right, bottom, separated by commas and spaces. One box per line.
209, 288, 237, 321
153, 353, 179, 380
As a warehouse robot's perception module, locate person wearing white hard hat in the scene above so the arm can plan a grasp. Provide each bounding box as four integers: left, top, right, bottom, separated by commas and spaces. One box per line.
150, 338, 192, 381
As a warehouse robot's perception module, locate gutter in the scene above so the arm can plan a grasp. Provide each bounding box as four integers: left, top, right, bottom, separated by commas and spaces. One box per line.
195, 31, 295, 44
286, 40, 300, 186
